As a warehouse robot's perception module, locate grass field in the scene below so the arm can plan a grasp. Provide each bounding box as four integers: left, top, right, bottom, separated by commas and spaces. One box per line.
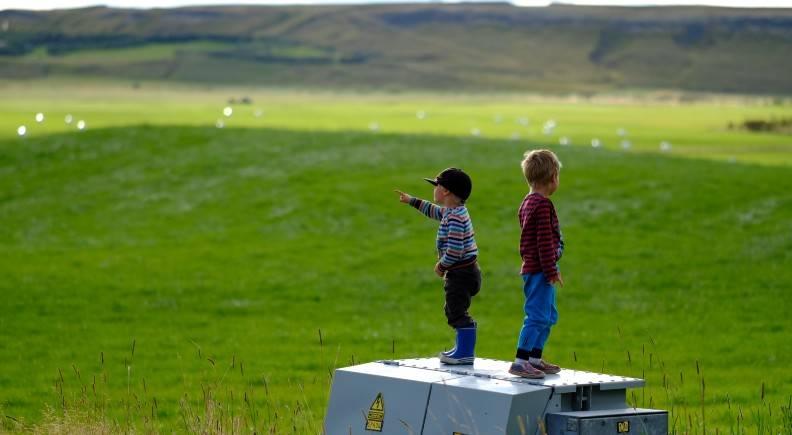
1, 81, 791, 433
3, 80, 791, 166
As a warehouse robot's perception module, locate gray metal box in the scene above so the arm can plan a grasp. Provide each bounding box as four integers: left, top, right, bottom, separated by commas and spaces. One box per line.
324, 358, 667, 435
546, 409, 668, 435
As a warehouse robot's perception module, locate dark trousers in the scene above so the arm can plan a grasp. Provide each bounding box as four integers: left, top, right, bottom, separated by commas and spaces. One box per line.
443, 263, 481, 328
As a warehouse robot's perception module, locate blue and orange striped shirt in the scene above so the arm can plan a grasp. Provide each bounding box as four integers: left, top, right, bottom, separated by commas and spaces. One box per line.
409, 197, 478, 271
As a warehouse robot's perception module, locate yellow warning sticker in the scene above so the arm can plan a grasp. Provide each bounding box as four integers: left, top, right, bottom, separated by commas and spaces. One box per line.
365, 393, 384, 431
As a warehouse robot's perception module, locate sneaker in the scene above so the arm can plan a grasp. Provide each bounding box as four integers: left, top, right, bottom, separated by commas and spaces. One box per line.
508, 361, 545, 379
531, 359, 561, 374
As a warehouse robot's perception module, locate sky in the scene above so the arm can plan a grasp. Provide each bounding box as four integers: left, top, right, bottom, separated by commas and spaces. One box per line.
2, 0, 791, 10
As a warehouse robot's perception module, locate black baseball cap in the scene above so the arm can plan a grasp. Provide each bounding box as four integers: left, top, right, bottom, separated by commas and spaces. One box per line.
424, 167, 472, 202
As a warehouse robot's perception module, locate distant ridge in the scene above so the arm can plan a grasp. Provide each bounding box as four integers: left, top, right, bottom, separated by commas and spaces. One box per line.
1, 3, 791, 94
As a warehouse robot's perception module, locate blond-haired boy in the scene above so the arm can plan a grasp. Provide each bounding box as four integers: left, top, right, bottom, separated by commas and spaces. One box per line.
508, 150, 565, 379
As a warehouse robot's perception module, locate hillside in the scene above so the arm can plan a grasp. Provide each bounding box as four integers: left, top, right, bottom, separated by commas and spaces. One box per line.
1, 3, 791, 94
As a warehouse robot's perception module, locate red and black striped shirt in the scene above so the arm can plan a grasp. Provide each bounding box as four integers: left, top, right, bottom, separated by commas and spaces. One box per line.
519, 193, 563, 280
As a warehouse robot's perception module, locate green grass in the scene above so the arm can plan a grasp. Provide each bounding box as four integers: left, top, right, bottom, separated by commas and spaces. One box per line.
3, 80, 792, 166
1, 83, 791, 432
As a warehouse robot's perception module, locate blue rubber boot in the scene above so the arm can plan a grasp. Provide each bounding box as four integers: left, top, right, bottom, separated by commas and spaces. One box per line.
439, 324, 476, 365
440, 333, 465, 357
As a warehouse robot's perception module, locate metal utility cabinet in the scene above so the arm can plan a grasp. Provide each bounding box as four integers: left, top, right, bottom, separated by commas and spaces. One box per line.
324, 357, 667, 435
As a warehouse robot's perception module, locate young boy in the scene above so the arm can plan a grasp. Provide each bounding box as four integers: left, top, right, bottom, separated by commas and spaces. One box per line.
509, 150, 564, 379
395, 168, 481, 365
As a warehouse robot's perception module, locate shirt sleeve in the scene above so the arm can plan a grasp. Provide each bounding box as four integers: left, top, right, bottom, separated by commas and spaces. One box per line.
535, 200, 559, 281
409, 197, 445, 221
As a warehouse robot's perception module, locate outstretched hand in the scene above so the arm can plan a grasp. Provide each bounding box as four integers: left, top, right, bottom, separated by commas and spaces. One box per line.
394, 190, 412, 204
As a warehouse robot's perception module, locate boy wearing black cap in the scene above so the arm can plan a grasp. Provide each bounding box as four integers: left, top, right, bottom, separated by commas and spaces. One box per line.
395, 168, 481, 365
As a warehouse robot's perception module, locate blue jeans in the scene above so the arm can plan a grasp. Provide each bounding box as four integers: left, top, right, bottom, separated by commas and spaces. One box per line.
516, 272, 558, 353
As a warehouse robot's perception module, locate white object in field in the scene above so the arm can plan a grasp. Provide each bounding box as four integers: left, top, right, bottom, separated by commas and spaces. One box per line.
542, 119, 556, 135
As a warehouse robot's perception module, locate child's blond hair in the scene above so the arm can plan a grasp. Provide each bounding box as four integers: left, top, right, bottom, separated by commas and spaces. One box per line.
521, 149, 562, 186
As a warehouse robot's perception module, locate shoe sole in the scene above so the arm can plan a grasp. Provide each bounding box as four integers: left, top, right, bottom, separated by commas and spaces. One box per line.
537, 367, 561, 374
508, 368, 545, 379
439, 355, 474, 365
